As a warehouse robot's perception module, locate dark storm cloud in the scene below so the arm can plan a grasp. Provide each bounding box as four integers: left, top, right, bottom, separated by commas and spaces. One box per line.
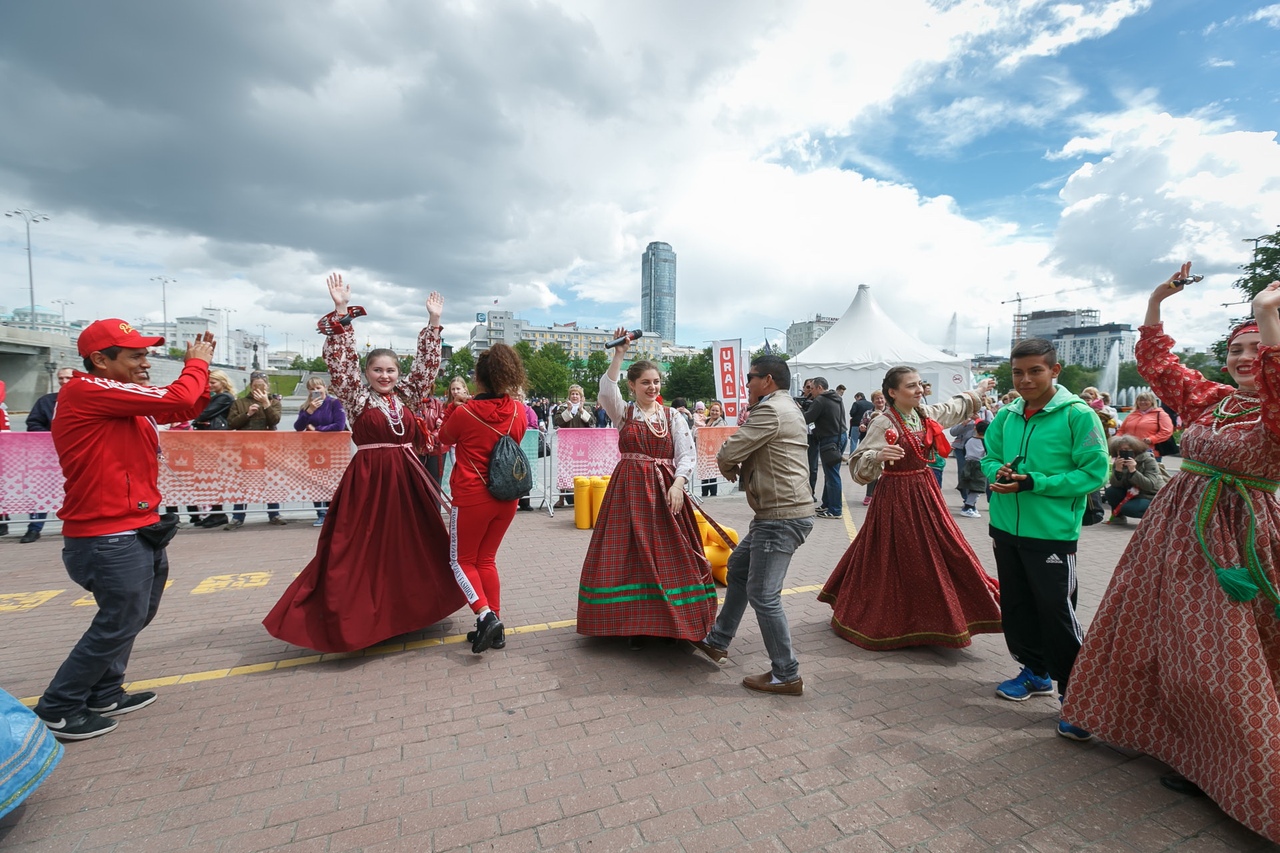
0, 0, 637, 305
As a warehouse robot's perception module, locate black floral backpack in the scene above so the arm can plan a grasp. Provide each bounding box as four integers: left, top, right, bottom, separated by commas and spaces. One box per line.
463, 407, 532, 501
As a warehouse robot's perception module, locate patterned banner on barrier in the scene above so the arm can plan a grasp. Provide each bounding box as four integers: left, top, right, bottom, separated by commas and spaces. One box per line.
0, 432, 354, 514
551, 425, 739, 490
694, 426, 737, 481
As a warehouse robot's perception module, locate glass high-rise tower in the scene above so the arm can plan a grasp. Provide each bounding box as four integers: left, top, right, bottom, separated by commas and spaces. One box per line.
641, 241, 676, 343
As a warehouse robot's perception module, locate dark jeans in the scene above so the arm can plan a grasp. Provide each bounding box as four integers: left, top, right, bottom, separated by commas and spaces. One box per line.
37, 533, 169, 716
819, 437, 842, 516
1104, 486, 1150, 518
806, 438, 819, 497
701, 478, 718, 497
27, 511, 47, 533
992, 539, 1083, 695
232, 503, 280, 523
707, 517, 813, 682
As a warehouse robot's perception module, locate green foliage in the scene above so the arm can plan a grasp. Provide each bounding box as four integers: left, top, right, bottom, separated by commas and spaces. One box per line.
1213, 229, 1280, 377
525, 343, 571, 398
573, 350, 610, 400
664, 347, 716, 403
1116, 361, 1143, 392
436, 346, 476, 395
1055, 364, 1099, 394
991, 362, 1012, 395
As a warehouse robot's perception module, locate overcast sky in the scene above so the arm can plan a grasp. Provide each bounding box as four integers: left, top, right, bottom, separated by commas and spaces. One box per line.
2, 0, 1278, 359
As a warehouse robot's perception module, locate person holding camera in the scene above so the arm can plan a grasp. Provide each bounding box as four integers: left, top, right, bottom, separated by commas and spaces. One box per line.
225, 372, 284, 529
1103, 435, 1167, 522
294, 376, 348, 526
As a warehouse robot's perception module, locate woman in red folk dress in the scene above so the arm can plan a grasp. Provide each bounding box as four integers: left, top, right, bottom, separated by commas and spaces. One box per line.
577, 328, 717, 649
263, 274, 465, 653
1065, 267, 1280, 843
819, 368, 1000, 650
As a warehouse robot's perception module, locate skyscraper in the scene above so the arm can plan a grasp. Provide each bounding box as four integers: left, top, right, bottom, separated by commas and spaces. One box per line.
641, 241, 676, 343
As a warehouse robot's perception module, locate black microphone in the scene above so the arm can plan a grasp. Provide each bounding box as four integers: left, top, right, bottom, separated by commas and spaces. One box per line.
605, 329, 643, 349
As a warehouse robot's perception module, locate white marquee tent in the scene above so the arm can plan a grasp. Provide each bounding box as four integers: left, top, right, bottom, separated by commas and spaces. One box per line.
790, 285, 972, 399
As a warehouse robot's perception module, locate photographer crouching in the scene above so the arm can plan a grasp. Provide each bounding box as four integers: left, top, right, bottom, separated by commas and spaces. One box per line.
1104, 434, 1170, 523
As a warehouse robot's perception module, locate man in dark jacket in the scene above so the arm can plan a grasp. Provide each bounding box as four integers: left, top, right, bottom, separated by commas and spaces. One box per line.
804, 377, 846, 519
847, 392, 874, 453
20, 367, 73, 543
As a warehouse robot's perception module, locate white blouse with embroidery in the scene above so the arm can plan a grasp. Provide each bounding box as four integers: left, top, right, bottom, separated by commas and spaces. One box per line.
598, 372, 696, 483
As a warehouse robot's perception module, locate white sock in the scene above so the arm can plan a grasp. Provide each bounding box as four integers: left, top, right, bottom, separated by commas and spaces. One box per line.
769, 676, 785, 685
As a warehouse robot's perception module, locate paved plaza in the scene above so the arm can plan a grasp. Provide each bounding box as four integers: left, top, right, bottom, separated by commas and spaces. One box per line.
1, 466, 1277, 852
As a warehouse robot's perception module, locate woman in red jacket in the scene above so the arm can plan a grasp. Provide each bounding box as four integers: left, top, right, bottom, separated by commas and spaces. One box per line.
437, 343, 528, 654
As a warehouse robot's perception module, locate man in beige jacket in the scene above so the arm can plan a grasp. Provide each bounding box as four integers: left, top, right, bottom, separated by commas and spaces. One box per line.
693, 355, 814, 695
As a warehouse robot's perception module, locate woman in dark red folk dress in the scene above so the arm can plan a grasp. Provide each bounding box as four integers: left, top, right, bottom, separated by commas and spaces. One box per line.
1065, 267, 1280, 843
577, 327, 717, 648
819, 368, 1000, 649
263, 274, 465, 653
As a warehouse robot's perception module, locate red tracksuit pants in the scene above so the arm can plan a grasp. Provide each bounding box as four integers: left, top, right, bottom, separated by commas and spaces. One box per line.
448, 497, 517, 615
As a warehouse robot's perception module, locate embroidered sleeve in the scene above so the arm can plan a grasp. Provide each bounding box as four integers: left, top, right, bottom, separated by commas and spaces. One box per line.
400, 326, 443, 409
1258, 344, 1280, 440
1136, 323, 1231, 421
322, 319, 369, 421
923, 392, 981, 430
849, 414, 891, 486
598, 373, 627, 427
671, 411, 695, 482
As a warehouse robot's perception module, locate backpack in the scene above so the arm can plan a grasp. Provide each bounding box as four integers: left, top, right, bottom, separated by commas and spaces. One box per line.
1082, 489, 1106, 526
463, 406, 532, 501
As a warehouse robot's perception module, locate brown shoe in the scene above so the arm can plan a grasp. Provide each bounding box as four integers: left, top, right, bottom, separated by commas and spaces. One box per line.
690, 639, 728, 663
742, 672, 803, 696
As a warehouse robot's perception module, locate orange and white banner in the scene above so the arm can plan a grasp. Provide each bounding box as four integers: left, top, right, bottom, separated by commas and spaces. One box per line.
0, 432, 354, 514
712, 339, 748, 425
551, 425, 739, 490
694, 426, 737, 481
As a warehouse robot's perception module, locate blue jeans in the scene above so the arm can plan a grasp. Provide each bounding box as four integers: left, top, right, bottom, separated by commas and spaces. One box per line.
1104, 486, 1150, 518
707, 517, 813, 682
37, 533, 169, 716
820, 437, 842, 516
27, 511, 47, 533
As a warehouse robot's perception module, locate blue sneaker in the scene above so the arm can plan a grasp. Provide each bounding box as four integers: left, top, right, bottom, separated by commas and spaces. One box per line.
1056, 718, 1094, 741
995, 667, 1055, 701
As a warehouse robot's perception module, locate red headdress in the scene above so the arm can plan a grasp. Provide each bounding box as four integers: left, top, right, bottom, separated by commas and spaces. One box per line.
1228, 320, 1260, 346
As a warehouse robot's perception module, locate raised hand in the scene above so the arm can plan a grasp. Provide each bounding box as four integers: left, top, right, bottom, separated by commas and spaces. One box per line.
327, 273, 349, 312
975, 377, 996, 395
1253, 281, 1280, 313
185, 331, 216, 364
611, 325, 631, 357
426, 291, 444, 326
1151, 261, 1192, 302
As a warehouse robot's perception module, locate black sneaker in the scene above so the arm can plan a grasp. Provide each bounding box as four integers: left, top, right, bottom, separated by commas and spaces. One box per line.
88, 691, 157, 718
37, 709, 118, 741
19, 529, 41, 543
471, 612, 503, 654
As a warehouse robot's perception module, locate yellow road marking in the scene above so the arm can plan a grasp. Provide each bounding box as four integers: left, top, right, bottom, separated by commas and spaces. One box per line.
16, 587, 826, 707
190, 572, 272, 594
0, 590, 64, 612
75, 580, 173, 606
841, 492, 859, 541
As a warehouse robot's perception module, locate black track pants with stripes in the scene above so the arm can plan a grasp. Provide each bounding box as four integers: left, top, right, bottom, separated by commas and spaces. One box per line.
992, 540, 1084, 695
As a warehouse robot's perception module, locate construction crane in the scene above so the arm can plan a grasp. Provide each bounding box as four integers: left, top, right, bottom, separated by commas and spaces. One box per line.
1002, 284, 1103, 345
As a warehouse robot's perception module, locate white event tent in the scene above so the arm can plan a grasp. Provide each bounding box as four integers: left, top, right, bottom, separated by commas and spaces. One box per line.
789, 284, 973, 399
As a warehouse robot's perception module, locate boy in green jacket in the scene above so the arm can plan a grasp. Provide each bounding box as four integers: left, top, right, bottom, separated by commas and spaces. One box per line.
981, 338, 1109, 740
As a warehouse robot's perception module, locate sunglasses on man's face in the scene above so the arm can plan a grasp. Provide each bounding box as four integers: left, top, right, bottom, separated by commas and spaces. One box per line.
746, 372, 767, 381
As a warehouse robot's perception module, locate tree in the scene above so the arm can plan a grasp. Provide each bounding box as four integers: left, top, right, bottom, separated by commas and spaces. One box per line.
1116, 361, 1143, 392
576, 350, 610, 400
1055, 365, 1099, 394
1211, 228, 1280, 378
436, 346, 475, 395
991, 362, 1012, 395
664, 348, 716, 403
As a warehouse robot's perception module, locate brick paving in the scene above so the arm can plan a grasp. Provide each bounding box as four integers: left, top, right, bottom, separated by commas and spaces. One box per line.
1, 464, 1277, 852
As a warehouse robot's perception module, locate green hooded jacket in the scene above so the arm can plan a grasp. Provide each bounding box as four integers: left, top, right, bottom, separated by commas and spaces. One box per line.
980, 385, 1109, 545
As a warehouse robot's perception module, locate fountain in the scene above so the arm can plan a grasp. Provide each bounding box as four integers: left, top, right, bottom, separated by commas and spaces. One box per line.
1098, 340, 1120, 402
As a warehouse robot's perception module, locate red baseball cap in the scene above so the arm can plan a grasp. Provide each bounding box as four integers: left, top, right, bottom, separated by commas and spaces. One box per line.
77, 319, 165, 357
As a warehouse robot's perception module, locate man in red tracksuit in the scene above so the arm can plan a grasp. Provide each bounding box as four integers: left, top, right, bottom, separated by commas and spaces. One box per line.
34, 320, 215, 741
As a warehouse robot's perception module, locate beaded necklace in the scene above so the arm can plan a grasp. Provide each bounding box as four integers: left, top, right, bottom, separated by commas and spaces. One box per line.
1210, 392, 1262, 436
888, 404, 934, 463
369, 392, 407, 437
632, 402, 670, 438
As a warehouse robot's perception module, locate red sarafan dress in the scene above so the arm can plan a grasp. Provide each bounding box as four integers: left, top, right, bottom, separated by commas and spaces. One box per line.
819, 394, 1001, 650
1065, 325, 1280, 843
262, 319, 466, 653
577, 379, 716, 641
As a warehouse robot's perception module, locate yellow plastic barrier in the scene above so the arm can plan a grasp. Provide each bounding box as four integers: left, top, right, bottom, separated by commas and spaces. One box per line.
589, 476, 609, 527
702, 522, 738, 586
573, 477, 593, 529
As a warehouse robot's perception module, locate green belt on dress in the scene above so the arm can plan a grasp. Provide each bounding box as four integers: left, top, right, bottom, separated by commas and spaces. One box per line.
1180, 458, 1280, 615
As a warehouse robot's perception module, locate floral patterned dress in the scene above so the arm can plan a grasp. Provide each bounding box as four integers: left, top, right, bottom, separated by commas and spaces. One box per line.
262, 319, 467, 652
1065, 324, 1280, 843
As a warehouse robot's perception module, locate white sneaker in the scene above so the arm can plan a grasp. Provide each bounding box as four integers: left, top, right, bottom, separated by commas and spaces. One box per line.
961, 507, 981, 518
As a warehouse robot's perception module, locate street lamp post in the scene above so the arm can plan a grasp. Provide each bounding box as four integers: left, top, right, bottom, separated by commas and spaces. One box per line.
5, 209, 51, 332
763, 326, 787, 355
151, 276, 175, 344
51, 298, 73, 331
